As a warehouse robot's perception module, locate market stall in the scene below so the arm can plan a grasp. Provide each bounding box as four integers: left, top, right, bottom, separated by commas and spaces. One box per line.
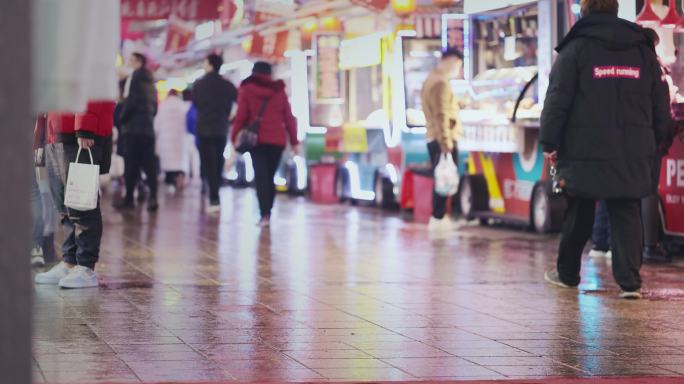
454, 0, 571, 232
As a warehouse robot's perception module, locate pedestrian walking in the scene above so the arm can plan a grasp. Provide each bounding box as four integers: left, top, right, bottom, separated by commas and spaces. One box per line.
115, 52, 159, 212
231, 61, 299, 226
154, 89, 191, 192
541, 0, 674, 299
35, 101, 115, 288
420, 49, 463, 230
192, 53, 238, 213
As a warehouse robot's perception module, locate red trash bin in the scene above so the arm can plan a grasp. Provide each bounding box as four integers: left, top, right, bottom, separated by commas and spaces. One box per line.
309, 163, 338, 204
412, 170, 434, 223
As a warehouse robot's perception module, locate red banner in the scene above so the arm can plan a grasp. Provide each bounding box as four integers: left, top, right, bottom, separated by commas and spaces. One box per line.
165, 16, 195, 53
121, 20, 145, 40
250, 31, 289, 60
249, 11, 288, 60
220, 0, 238, 28
121, 0, 223, 20
350, 0, 389, 11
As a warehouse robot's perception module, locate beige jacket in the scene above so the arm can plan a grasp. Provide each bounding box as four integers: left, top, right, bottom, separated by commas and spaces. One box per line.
421, 73, 461, 150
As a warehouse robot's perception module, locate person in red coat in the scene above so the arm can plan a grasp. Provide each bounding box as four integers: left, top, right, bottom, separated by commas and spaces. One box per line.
35, 100, 115, 289
231, 62, 299, 226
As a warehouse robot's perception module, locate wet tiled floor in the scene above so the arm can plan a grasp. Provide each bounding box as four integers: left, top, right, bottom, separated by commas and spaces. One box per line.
32, 186, 684, 383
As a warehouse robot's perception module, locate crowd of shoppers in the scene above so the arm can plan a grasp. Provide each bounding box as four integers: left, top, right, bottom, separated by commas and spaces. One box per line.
31, 6, 678, 298
30, 54, 299, 288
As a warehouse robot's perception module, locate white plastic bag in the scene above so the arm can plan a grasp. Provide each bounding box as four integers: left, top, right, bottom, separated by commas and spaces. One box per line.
64, 147, 100, 211
434, 153, 459, 197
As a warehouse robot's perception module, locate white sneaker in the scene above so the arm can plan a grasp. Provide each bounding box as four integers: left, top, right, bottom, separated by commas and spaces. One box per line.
605, 250, 612, 259
206, 204, 221, 214
441, 217, 453, 231
619, 290, 642, 300
588, 248, 609, 258
429, 217, 451, 231
31, 247, 45, 267
58, 266, 99, 289
35, 261, 71, 284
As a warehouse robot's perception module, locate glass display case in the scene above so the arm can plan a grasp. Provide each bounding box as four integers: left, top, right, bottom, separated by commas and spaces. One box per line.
456, 65, 539, 153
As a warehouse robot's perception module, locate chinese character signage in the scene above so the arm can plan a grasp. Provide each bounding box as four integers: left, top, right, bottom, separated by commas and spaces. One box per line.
165, 16, 194, 53
250, 30, 289, 60
314, 33, 343, 102
121, 0, 223, 21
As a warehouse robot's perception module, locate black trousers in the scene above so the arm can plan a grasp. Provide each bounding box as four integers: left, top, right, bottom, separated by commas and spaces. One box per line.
123, 134, 158, 202
251, 144, 284, 218
45, 143, 102, 270
198, 136, 227, 205
427, 140, 458, 219
558, 197, 643, 292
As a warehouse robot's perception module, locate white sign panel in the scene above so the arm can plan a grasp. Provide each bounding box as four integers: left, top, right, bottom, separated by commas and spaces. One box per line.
464, 0, 535, 14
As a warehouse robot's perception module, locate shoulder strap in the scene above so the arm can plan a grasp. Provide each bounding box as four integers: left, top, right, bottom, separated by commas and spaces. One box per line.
255, 98, 270, 121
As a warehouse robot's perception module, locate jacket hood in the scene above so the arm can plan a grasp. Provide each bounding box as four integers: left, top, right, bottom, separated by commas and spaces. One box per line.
556, 13, 652, 52
241, 74, 285, 96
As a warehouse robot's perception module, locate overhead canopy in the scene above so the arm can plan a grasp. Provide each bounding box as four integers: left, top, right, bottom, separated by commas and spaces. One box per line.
464, 0, 535, 14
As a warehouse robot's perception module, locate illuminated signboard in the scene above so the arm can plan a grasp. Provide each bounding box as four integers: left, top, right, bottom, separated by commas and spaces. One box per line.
339, 34, 382, 70
121, 0, 223, 20
314, 33, 344, 103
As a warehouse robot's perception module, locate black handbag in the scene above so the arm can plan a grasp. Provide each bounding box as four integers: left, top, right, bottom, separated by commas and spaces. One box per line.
235, 98, 270, 154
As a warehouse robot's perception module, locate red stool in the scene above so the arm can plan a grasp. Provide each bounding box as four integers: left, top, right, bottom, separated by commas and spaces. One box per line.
412, 172, 434, 223
309, 164, 338, 204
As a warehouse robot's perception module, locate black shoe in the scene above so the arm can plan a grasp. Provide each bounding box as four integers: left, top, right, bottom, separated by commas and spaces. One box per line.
114, 199, 135, 210
643, 245, 671, 263
137, 184, 147, 202
147, 199, 159, 212
544, 270, 578, 289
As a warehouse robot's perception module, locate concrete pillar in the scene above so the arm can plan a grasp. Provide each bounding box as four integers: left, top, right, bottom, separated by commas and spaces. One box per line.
0, 0, 33, 383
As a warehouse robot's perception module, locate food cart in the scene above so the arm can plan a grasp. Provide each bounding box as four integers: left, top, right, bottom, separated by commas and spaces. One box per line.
659, 122, 684, 255
304, 31, 396, 204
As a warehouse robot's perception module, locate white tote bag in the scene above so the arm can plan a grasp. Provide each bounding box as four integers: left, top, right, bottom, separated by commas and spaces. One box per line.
434, 153, 460, 197
64, 147, 100, 211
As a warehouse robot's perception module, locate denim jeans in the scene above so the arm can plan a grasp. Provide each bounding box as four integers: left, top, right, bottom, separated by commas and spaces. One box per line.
31, 167, 43, 249
591, 200, 611, 251
45, 143, 103, 270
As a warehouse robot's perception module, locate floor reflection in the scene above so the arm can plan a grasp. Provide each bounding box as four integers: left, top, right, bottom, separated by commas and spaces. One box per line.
32, 186, 684, 382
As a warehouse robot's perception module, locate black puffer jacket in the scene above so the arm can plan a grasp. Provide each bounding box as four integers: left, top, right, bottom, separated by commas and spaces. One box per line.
540, 13, 673, 199
120, 68, 158, 136
193, 71, 237, 137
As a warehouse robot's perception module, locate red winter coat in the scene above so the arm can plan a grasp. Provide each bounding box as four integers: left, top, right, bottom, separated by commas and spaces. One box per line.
46, 101, 115, 144
231, 74, 298, 148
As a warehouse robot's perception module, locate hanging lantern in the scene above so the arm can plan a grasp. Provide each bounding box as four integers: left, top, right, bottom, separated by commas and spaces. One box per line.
300, 20, 318, 40
660, 1, 680, 28
391, 0, 417, 18
432, 0, 455, 7
636, 0, 661, 26
321, 16, 342, 31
